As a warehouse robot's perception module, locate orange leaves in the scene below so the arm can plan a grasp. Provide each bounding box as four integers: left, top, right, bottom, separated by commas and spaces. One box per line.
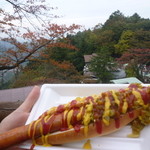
47, 42, 78, 50
0, 0, 81, 71
50, 59, 73, 70
46, 23, 81, 36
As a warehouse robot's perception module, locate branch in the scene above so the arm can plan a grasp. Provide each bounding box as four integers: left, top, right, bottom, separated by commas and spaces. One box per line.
0, 40, 53, 70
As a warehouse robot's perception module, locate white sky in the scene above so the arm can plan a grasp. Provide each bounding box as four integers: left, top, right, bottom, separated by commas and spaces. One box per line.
50, 0, 150, 29
1, 0, 150, 29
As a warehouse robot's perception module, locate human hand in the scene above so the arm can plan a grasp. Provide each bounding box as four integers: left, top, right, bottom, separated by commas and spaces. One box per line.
0, 86, 40, 133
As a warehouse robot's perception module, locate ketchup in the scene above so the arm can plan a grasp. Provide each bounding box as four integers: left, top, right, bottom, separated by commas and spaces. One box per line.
139, 89, 150, 105
72, 108, 79, 123
30, 144, 35, 150
42, 115, 55, 135
115, 118, 120, 128
56, 105, 65, 113
96, 120, 102, 134
70, 100, 77, 108
128, 111, 134, 118
74, 124, 81, 132
61, 112, 68, 131
85, 96, 94, 104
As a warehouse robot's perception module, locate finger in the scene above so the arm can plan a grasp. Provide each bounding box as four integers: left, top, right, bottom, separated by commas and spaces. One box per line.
17, 86, 40, 112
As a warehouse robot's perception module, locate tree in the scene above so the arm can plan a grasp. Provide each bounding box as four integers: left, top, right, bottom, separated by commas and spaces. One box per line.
118, 48, 150, 81
89, 49, 116, 83
11, 58, 82, 88
129, 13, 141, 23
115, 30, 135, 55
103, 10, 126, 41
94, 30, 115, 55
0, 0, 80, 71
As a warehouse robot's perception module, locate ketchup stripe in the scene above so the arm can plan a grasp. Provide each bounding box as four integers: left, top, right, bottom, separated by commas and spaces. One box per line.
96, 120, 102, 134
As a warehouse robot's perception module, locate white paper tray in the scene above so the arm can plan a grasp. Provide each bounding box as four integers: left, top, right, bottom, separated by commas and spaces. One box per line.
20, 84, 150, 150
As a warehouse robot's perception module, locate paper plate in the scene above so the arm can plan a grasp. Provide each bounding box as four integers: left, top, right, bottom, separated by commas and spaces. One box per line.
19, 84, 150, 150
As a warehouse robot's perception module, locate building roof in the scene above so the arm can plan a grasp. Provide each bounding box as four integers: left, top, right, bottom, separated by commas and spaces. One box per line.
84, 53, 97, 63
110, 77, 143, 84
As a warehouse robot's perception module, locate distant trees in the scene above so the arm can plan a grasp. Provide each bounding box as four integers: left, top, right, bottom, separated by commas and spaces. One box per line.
115, 30, 150, 54
1, 7, 150, 88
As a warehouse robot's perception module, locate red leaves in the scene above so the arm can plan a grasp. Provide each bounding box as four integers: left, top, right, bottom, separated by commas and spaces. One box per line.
118, 48, 150, 64
50, 59, 72, 70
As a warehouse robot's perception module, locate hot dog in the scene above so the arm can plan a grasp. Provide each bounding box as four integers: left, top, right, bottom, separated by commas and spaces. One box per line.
0, 83, 150, 149
29, 83, 150, 146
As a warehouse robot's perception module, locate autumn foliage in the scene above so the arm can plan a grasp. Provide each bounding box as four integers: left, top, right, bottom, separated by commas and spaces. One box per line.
118, 48, 150, 65
0, 0, 80, 71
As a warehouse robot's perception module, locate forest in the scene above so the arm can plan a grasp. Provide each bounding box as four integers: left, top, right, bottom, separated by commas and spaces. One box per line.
0, 1, 150, 89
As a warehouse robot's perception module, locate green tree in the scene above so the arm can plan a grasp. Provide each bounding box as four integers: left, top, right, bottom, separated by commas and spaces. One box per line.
103, 10, 127, 41
94, 30, 115, 55
115, 30, 135, 54
89, 49, 115, 83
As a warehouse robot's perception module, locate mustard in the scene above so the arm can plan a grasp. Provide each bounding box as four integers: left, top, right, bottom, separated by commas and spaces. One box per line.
47, 107, 56, 115
83, 103, 94, 136
83, 104, 93, 125
77, 106, 83, 121
67, 109, 73, 128
112, 90, 120, 106
122, 101, 128, 113
43, 134, 52, 147
102, 96, 111, 126
83, 139, 92, 149
132, 90, 144, 106
84, 126, 89, 137
76, 97, 82, 101
127, 132, 140, 138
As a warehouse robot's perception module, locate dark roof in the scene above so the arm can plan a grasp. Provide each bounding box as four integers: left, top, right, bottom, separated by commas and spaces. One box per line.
84, 53, 97, 63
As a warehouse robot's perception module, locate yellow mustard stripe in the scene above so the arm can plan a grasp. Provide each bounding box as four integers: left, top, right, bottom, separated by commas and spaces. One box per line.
44, 115, 50, 122
102, 96, 111, 126
67, 109, 73, 128
83, 102, 94, 136
36, 134, 52, 147
29, 119, 41, 138
77, 106, 83, 121
122, 101, 128, 113
83, 103, 93, 125
31, 119, 41, 145
76, 97, 82, 101
132, 90, 144, 105
64, 109, 68, 116
27, 121, 34, 137
45, 134, 52, 146
64, 103, 69, 110
47, 107, 56, 115
41, 135, 45, 145
84, 125, 88, 137
112, 90, 120, 106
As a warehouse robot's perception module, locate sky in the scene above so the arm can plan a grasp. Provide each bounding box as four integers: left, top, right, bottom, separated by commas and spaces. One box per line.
1, 0, 150, 30
49, 0, 150, 29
